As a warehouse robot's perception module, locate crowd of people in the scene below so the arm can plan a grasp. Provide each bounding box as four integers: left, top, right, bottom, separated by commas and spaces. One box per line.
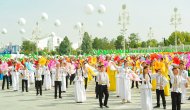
0, 53, 190, 110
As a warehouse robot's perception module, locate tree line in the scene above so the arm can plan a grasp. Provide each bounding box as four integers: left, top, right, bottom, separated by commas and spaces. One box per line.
21, 31, 190, 55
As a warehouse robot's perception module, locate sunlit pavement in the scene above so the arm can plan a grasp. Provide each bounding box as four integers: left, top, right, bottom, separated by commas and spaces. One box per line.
0, 80, 190, 110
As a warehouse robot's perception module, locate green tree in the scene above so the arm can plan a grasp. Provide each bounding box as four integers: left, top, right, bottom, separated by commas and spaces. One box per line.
168, 31, 188, 45
43, 48, 49, 54
184, 32, 190, 44
168, 32, 178, 45
21, 40, 37, 55
70, 49, 77, 55
81, 32, 93, 54
128, 33, 140, 48
107, 39, 116, 50
92, 37, 102, 49
58, 36, 72, 55
50, 50, 59, 56
161, 38, 170, 46
115, 35, 124, 49
101, 37, 110, 50
147, 39, 158, 47
141, 41, 147, 48
92, 37, 115, 50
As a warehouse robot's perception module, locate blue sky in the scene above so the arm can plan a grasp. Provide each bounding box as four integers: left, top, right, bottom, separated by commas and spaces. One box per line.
0, 0, 190, 47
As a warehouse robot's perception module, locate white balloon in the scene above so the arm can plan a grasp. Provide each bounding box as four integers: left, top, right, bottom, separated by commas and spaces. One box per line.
77, 22, 82, 28
85, 4, 94, 14
19, 28, 26, 34
1, 28, 7, 34
41, 12, 48, 21
97, 21, 103, 27
74, 22, 83, 29
50, 32, 56, 37
18, 18, 26, 26
98, 4, 106, 14
73, 25, 78, 30
54, 19, 61, 27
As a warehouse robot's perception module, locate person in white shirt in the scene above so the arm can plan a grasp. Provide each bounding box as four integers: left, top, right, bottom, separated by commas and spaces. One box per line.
54, 63, 62, 99
29, 60, 35, 84
97, 62, 110, 108
168, 64, 174, 88
20, 65, 29, 92
74, 63, 86, 103
41, 66, 45, 86
151, 69, 168, 109
139, 61, 147, 84
51, 67, 56, 87
140, 66, 152, 110
131, 60, 139, 89
60, 61, 67, 92
65, 61, 70, 88
115, 61, 122, 97
179, 62, 188, 104
69, 61, 76, 85
43, 63, 51, 90
35, 64, 43, 96
83, 62, 88, 90
119, 61, 135, 104
95, 64, 100, 99
10, 61, 21, 91
169, 66, 187, 110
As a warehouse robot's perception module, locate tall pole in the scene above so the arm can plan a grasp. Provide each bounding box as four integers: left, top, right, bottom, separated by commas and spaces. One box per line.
78, 22, 84, 55
79, 23, 84, 49
32, 22, 41, 56
148, 27, 153, 42
118, 4, 129, 55
147, 27, 153, 51
171, 7, 181, 52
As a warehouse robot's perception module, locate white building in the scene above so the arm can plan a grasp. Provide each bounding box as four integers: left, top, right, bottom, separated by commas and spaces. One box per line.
38, 32, 63, 51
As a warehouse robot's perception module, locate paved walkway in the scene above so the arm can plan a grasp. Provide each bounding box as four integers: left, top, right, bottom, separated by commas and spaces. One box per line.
0, 80, 190, 110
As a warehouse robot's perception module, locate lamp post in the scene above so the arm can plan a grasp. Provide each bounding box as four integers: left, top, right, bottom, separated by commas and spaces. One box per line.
147, 27, 153, 51
170, 7, 181, 52
74, 22, 84, 55
118, 4, 129, 55
148, 27, 153, 42
31, 22, 42, 55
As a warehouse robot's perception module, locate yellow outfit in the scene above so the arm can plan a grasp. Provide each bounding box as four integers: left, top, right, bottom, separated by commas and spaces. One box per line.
151, 66, 156, 91
87, 67, 93, 82
154, 60, 161, 70
156, 60, 170, 96
161, 60, 170, 96
136, 60, 140, 70
107, 65, 116, 91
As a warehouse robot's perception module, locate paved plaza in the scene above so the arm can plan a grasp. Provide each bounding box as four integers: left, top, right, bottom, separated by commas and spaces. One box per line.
0, 80, 190, 110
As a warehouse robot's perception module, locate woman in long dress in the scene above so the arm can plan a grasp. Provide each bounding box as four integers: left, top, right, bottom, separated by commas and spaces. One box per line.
115, 61, 122, 97
60, 61, 67, 92
10, 61, 21, 91
43, 62, 51, 90
29, 61, 35, 84
109, 61, 119, 96
51, 67, 56, 87
119, 61, 133, 103
140, 66, 153, 110
74, 63, 86, 103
